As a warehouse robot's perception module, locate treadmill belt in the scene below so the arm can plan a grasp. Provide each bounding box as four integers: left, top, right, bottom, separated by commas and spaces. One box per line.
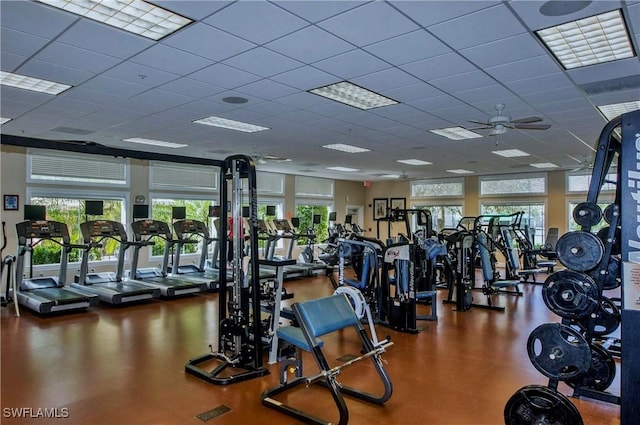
32, 288, 89, 305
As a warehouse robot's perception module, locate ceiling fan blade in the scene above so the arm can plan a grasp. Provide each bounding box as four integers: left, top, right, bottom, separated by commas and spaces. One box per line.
468, 119, 490, 125
513, 123, 551, 130
466, 125, 492, 130
511, 116, 543, 124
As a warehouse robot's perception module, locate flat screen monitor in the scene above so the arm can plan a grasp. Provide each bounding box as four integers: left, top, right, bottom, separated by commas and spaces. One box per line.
85, 200, 104, 216
329, 211, 337, 221
133, 204, 149, 219
291, 217, 300, 228
242, 206, 250, 218
209, 205, 220, 217
344, 214, 352, 224
172, 206, 186, 220
313, 214, 321, 225
266, 205, 276, 216
24, 205, 46, 221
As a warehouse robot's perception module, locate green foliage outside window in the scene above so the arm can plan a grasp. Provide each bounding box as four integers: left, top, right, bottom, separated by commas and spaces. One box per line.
294, 205, 329, 244
150, 199, 213, 256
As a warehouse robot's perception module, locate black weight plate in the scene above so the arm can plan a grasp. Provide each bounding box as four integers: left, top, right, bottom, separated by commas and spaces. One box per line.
566, 344, 616, 392
556, 231, 604, 272
590, 256, 622, 290
578, 297, 621, 337
602, 204, 618, 225
542, 271, 599, 319
573, 202, 602, 227
596, 227, 621, 256
504, 385, 584, 425
527, 323, 591, 381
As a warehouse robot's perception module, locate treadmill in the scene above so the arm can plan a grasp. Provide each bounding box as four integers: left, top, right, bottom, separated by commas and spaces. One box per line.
71, 220, 160, 304
15, 220, 99, 314
273, 219, 326, 277
173, 219, 275, 290
129, 219, 208, 296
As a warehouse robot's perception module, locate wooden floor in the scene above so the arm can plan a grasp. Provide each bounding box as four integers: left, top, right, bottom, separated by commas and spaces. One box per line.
1, 272, 621, 425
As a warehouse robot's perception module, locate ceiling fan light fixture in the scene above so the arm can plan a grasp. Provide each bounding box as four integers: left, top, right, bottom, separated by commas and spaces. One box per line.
0, 71, 72, 95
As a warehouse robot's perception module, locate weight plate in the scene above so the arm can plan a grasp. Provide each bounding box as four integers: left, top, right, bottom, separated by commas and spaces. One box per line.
556, 231, 604, 272
590, 256, 622, 290
573, 202, 602, 228
602, 204, 618, 225
542, 271, 599, 319
527, 323, 591, 381
596, 226, 621, 256
504, 385, 583, 425
566, 344, 616, 392
578, 297, 621, 337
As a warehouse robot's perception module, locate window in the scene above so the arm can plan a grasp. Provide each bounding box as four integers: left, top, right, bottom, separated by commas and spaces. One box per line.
294, 203, 332, 245
481, 202, 545, 245
411, 178, 463, 198
567, 171, 617, 193
150, 161, 217, 192
568, 200, 614, 232
28, 149, 128, 186
257, 171, 285, 195
28, 194, 125, 265
295, 176, 334, 198
480, 174, 546, 195
412, 204, 463, 232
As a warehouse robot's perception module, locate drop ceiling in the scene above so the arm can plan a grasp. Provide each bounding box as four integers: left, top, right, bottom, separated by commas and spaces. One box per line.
1, 0, 639, 182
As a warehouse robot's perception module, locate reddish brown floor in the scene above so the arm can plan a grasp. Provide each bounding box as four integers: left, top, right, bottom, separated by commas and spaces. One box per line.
1, 272, 620, 425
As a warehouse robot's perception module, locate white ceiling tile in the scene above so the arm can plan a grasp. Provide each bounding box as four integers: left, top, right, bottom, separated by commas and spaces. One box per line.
567, 57, 640, 85
178, 99, 237, 117
56, 20, 153, 59
364, 29, 452, 65
1, 28, 49, 58
61, 87, 125, 106
155, 1, 232, 20
159, 78, 226, 98
34, 41, 121, 74
506, 73, 575, 95
430, 70, 497, 93
280, 110, 325, 123
79, 76, 149, 98
428, 4, 526, 49
204, 2, 308, 44
1, 52, 27, 73
411, 94, 465, 113
312, 49, 390, 79
535, 98, 594, 114
223, 47, 303, 78
266, 26, 354, 64
18, 59, 93, 86
307, 101, 361, 117
454, 85, 514, 104
318, 2, 419, 46
243, 101, 297, 117
460, 33, 548, 68
1, 1, 76, 38
485, 56, 561, 83
129, 89, 194, 108
390, 1, 499, 27
522, 87, 587, 104
190, 63, 261, 89
236, 79, 299, 101
270, 66, 338, 90
351, 68, 421, 93
130, 45, 213, 75
274, 1, 366, 23
509, 0, 625, 31
162, 23, 256, 62
384, 83, 443, 103
103, 62, 178, 87
276, 92, 329, 109
45, 97, 103, 115
401, 52, 476, 81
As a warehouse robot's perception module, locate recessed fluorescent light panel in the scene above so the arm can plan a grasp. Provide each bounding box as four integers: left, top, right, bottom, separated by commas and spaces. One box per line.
123, 137, 188, 148
597, 101, 640, 120
0, 71, 71, 95
322, 143, 370, 153
397, 159, 433, 166
429, 127, 483, 140
327, 166, 359, 172
492, 149, 530, 158
35, 0, 192, 40
0, 117, 11, 125
309, 81, 399, 110
193, 116, 269, 133
536, 10, 635, 70
447, 169, 474, 174
530, 162, 559, 168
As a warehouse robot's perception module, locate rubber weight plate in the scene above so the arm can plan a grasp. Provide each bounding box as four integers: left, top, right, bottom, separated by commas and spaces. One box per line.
578, 297, 621, 337
504, 385, 583, 425
573, 202, 602, 227
542, 270, 599, 319
602, 204, 618, 225
566, 344, 616, 392
590, 256, 622, 290
596, 226, 621, 256
556, 231, 604, 272
527, 323, 591, 381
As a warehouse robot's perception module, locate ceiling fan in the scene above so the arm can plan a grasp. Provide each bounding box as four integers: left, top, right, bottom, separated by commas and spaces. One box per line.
567, 154, 593, 172
250, 147, 291, 164
468, 103, 551, 135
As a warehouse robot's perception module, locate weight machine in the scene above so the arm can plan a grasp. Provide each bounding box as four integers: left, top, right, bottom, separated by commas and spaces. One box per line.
185, 155, 269, 385
504, 110, 639, 425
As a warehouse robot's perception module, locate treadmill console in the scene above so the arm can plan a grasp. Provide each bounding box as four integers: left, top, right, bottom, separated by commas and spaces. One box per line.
80, 220, 128, 241
16, 220, 70, 244
131, 219, 172, 239
173, 219, 207, 238
274, 219, 292, 232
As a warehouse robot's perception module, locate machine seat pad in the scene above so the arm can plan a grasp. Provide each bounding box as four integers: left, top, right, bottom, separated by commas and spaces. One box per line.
276, 326, 323, 352
296, 294, 360, 338
416, 290, 436, 300
492, 280, 520, 288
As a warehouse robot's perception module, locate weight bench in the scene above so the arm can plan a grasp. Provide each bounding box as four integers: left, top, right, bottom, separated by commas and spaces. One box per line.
262, 294, 393, 425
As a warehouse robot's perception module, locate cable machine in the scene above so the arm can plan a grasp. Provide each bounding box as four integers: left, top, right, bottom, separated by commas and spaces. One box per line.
185, 155, 269, 385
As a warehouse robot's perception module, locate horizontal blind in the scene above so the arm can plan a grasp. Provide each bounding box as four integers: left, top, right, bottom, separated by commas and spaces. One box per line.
257, 171, 284, 195
295, 176, 333, 198
480, 173, 546, 195
150, 161, 217, 191
29, 149, 128, 185
411, 178, 463, 197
